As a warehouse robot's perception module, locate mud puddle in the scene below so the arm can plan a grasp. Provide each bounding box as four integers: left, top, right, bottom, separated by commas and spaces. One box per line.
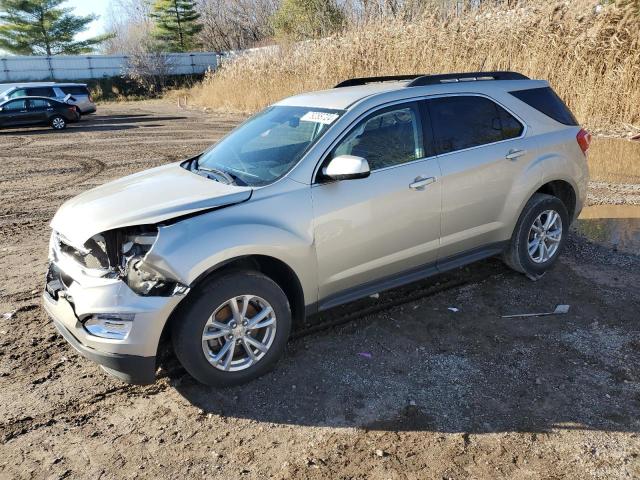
576, 204, 640, 255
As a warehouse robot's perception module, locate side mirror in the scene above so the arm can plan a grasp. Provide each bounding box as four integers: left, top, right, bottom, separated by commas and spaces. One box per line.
322, 155, 370, 181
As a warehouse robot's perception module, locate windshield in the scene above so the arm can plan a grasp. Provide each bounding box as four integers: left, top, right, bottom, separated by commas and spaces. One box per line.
196, 106, 343, 186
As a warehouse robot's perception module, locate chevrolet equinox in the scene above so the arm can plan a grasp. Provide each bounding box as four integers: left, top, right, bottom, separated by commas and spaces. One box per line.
43, 71, 591, 386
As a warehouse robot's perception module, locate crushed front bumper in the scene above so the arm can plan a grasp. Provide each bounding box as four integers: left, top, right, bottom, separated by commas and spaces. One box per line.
42, 262, 184, 384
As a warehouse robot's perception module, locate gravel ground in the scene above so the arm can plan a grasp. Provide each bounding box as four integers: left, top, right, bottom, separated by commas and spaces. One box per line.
1, 100, 639, 479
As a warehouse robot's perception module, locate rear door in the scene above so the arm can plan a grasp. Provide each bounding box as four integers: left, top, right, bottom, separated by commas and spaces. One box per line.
426, 94, 534, 259
27, 98, 53, 124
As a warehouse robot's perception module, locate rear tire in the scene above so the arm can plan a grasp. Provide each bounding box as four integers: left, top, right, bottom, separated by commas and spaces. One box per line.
51, 115, 67, 130
172, 270, 292, 387
503, 193, 569, 280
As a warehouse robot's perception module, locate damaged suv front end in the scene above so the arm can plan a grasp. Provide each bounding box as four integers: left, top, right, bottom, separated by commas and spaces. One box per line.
43, 161, 253, 384
44, 226, 189, 383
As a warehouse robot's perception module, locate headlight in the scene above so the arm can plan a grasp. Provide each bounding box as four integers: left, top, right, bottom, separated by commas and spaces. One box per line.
120, 230, 184, 296
50, 231, 112, 276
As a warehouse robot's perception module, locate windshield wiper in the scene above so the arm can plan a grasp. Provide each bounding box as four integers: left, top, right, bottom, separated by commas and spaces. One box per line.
193, 157, 247, 186
197, 165, 233, 184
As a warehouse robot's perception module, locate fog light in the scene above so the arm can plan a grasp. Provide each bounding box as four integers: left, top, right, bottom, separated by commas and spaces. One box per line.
84, 313, 134, 340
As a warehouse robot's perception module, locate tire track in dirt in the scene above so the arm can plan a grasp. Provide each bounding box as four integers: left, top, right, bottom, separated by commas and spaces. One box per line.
0, 136, 34, 154
1, 155, 106, 200
0, 382, 169, 442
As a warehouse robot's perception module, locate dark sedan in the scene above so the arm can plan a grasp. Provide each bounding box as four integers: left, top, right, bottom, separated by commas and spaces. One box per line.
0, 96, 79, 130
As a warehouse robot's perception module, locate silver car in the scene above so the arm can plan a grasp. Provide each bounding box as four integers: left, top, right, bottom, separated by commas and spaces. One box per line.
1, 82, 96, 116
43, 71, 590, 386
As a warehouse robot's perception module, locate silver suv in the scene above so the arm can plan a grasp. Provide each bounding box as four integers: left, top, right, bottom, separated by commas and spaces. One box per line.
1, 83, 96, 116
43, 71, 590, 386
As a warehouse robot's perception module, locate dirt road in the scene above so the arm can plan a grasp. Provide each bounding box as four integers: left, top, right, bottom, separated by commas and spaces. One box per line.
1, 101, 639, 479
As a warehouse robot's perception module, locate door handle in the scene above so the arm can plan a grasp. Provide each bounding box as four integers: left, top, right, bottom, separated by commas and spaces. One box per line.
409, 176, 436, 190
505, 149, 526, 160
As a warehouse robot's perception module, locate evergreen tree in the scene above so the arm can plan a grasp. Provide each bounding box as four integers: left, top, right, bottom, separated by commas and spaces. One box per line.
0, 0, 110, 55
272, 0, 345, 40
151, 0, 202, 52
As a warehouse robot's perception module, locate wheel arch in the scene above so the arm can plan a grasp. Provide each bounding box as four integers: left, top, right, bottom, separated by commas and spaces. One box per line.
162, 254, 306, 343
534, 180, 577, 221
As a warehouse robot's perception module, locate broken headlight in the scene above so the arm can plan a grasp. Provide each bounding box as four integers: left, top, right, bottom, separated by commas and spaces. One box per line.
121, 231, 172, 296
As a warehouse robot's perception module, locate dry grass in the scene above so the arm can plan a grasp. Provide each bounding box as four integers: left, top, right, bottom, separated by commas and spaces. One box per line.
589, 138, 640, 182
188, 0, 640, 132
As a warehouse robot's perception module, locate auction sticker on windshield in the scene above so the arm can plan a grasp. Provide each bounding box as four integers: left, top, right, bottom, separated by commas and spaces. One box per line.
300, 111, 340, 125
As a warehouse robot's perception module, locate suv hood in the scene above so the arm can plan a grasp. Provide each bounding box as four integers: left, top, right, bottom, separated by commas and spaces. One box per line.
51, 162, 252, 246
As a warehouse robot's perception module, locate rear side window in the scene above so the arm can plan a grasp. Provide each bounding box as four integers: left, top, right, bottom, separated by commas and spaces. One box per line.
509, 87, 578, 126
26, 87, 55, 97
427, 96, 523, 155
28, 99, 51, 109
60, 86, 89, 96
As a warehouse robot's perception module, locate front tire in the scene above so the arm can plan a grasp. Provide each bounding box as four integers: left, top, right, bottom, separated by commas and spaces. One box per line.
172, 270, 292, 387
51, 115, 67, 130
503, 193, 569, 279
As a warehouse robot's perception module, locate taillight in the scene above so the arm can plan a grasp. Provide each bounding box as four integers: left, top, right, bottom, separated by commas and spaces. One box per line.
577, 128, 592, 155
88, 94, 93, 103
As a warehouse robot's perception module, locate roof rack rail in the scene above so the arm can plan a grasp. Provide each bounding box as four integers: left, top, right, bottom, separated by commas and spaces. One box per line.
334, 75, 423, 88
406, 71, 529, 87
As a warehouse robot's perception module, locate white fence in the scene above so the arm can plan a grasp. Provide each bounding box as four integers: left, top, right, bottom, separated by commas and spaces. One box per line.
0, 52, 218, 82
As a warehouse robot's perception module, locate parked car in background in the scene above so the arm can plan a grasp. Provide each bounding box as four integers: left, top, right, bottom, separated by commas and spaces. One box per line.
44, 71, 590, 387
0, 96, 78, 130
0, 83, 96, 117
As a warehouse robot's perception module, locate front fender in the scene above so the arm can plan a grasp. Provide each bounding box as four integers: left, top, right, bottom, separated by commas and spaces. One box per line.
142, 180, 317, 306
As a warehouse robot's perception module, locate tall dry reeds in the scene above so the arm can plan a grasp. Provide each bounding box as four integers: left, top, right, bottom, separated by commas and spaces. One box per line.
188, 1, 640, 131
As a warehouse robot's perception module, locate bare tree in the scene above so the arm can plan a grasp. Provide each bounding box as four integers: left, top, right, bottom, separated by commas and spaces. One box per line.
124, 45, 175, 94
197, 0, 277, 52
103, 0, 154, 54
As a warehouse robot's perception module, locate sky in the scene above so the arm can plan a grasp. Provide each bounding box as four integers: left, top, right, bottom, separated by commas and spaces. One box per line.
65, 0, 110, 41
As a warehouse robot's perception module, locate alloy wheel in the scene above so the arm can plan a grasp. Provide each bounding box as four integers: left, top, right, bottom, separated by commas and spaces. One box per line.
52, 117, 65, 129
527, 209, 562, 263
201, 295, 277, 372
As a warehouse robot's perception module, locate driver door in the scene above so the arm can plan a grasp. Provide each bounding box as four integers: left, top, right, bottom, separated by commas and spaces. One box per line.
0, 99, 30, 127
312, 102, 442, 306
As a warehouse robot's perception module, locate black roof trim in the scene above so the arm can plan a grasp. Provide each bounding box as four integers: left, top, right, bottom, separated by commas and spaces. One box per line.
406, 71, 529, 87
334, 71, 529, 89
334, 75, 423, 88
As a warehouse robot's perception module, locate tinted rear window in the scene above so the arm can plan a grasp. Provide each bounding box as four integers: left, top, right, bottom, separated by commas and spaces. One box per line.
427, 96, 523, 155
26, 87, 55, 97
28, 99, 51, 109
509, 87, 578, 126
60, 86, 89, 96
